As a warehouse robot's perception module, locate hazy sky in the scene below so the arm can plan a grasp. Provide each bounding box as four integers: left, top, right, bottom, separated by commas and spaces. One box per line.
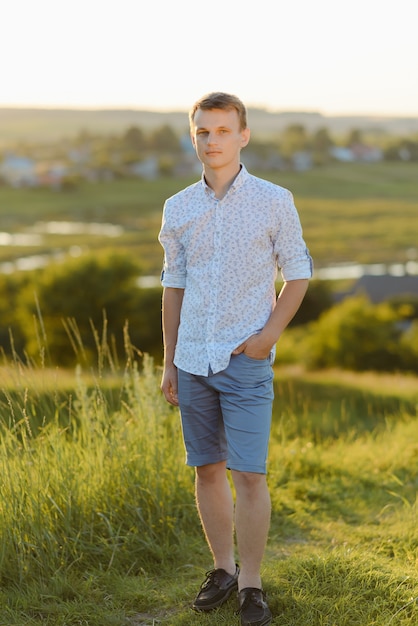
2, 0, 417, 115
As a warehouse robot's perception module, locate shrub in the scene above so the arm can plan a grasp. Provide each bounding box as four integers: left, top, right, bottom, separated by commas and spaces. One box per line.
305, 295, 405, 371
0, 272, 30, 357
16, 252, 163, 366
289, 279, 334, 326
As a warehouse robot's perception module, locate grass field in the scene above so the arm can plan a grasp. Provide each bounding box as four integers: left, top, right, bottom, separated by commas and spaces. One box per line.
0, 161, 417, 624
0, 162, 417, 274
0, 347, 417, 625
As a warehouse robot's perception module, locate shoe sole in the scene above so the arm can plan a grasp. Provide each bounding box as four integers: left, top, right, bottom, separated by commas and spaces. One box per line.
241, 614, 272, 626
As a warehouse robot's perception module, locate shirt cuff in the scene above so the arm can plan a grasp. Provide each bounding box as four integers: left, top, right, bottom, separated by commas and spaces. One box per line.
281, 253, 313, 281
160, 270, 187, 288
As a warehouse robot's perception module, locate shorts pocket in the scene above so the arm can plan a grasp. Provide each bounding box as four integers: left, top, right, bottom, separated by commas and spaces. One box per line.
239, 352, 270, 364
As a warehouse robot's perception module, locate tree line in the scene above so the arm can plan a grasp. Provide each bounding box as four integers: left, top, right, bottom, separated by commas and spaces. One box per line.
1, 252, 417, 373
1, 122, 417, 187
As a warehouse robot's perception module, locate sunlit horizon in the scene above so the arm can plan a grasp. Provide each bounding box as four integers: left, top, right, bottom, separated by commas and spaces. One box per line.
2, 0, 417, 119
1, 101, 417, 118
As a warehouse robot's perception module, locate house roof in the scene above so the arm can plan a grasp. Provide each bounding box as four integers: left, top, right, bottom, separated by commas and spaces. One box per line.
349, 274, 418, 303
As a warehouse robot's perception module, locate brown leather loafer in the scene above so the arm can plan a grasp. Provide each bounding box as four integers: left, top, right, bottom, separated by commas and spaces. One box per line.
192, 564, 239, 611
238, 587, 272, 626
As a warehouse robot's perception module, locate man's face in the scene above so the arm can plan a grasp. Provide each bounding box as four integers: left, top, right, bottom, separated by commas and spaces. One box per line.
190, 108, 250, 170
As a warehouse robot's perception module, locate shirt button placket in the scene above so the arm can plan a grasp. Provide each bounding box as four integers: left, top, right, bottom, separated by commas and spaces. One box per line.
207, 198, 222, 370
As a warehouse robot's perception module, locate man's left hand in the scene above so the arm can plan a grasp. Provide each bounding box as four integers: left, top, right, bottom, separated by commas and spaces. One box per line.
232, 333, 272, 360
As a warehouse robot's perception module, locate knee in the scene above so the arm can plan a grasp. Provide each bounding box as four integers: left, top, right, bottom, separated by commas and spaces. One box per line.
232, 470, 266, 495
196, 461, 227, 485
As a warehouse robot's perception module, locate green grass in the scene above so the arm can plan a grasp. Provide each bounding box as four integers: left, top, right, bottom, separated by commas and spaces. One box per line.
0, 162, 417, 623
0, 162, 417, 274
266, 162, 418, 265
0, 177, 184, 275
0, 345, 417, 625
265, 161, 418, 200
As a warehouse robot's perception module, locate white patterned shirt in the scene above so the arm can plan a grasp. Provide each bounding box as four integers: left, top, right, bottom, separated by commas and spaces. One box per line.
159, 164, 312, 376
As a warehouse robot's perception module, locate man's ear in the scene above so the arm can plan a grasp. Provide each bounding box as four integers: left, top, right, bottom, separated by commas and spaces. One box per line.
190, 131, 196, 149
241, 127, 251, 147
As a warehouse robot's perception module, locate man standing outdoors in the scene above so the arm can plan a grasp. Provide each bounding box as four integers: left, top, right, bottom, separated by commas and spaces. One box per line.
159, 92, 312, 626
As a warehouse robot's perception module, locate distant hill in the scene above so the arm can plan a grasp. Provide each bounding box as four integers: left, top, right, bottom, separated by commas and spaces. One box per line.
1, 107, 418, 144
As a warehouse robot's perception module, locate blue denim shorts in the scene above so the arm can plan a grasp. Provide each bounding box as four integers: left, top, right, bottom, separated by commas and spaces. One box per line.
177, 353, 274, 474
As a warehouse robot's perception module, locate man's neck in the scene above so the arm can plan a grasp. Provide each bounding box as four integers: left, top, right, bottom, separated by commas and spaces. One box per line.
203, 164, 241, 200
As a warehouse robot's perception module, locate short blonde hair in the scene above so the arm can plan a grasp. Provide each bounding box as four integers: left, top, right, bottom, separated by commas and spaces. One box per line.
189, 92, 248, 131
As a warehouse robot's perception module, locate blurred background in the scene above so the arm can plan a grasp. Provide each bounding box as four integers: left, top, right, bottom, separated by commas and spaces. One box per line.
1, 0, 417, 371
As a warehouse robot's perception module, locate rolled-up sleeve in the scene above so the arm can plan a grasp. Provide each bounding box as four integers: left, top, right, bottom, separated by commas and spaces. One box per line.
273, 190, 313, 281
280, 249, 313, 281
158, 202, 187, 288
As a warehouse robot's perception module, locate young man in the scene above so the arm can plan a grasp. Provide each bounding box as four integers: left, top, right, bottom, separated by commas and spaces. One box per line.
159, 92, 312, 626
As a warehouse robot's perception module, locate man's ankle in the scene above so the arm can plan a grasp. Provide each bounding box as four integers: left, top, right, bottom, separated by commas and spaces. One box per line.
214, 561, 238, 577
238, 572, 262, 592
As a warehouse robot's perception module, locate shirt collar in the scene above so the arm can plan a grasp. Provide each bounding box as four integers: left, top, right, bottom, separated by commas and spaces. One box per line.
201, 163, 249, 196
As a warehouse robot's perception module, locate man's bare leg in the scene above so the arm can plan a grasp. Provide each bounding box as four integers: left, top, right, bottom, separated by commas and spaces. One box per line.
195, 461, 236, 575
232, 470, 271, 591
